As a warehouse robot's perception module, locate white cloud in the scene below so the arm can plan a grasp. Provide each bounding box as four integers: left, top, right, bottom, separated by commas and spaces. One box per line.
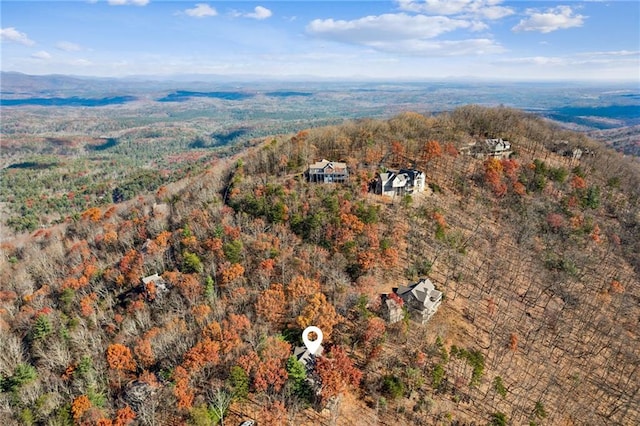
230, 6, 273, 20
513, 6, 585, 33
56, 41, 82, 52
246, 6, 272, 20
184, 3, 217, 18
1, 27, 35, 46
397, 0, 514, 20
307, 14, 503, 57
107, 0, 149, 6
31, 50, 52, 60
307, 13, 475, 43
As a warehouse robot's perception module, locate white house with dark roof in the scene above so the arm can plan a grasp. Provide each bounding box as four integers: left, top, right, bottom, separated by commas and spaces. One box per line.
375, 168, 425, 197
482, 138, 512, 158
306, 159, 349, 183
394, 278, 442, 325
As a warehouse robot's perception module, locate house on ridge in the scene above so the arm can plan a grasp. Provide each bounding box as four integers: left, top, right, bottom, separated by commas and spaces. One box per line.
395, 278, 442, 325
481, 138, 512, 159
464, 138, 512, 159
375, 168, 425, 197
306, 159, 349, 183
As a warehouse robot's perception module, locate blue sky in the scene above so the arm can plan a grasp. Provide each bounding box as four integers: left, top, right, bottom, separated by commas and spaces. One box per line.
1, 1, 638, 81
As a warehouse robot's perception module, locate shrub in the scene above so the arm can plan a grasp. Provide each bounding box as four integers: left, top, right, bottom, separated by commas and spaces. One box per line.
382, 375, 405, 399
182, 251, 203, 273
3, 363, 37, 392
31, 314, 52, 341
228, 366, 249, 400
491, 412, 508, 426
493, 376, 507, 398
432, 364, 445, 389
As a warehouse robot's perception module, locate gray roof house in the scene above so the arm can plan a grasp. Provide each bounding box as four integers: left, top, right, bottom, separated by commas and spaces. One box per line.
464, 138, 512, 159
394, 278, 442, 325
375, 169, 426, 197
306, 159, 349, 183
482, 138, 512, 159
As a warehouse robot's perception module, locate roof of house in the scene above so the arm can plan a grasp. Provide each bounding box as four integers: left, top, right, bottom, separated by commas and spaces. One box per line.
484, 138, 511, 151
396, 278, 442, 310
308, 159, 348, 173
142, 273, 163, 285
379, 169, 423, 188
293, 345, 323, 367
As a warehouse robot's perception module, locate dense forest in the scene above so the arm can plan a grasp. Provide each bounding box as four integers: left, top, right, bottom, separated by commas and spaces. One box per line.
1, 106, 639, 425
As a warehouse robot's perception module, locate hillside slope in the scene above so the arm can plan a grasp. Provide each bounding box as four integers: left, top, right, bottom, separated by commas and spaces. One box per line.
1, 107, 638, 426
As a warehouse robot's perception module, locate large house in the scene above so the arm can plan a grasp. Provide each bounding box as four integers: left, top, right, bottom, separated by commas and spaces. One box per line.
463, 138, 512, 159
375, 168, 426, 197
392, 278, 442, 325
481, 138, 512, 159
306, 159, 349, 183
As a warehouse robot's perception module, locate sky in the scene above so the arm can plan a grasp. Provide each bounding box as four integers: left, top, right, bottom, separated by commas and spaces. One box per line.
1, 0, 639, 81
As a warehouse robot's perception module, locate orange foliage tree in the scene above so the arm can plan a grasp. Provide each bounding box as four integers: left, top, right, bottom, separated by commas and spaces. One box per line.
484, 157, 507, 197
252, 336, 291, 393
361, 317, 386, 358
422, 140, 442, 163
81, 207, 102, 222
173, 366, 194, 410
220, 262, 245, 285
286, 275, 320, 300
106, 344, 136, 373
71, 394, 92, 423
182, 338, 220, 373
134, 338, 155, 368
316, 346, 362, 403
118, 249, 144, 286
296, 293, 341, 340
113, 406, 136, 426
256, 283, 286, 326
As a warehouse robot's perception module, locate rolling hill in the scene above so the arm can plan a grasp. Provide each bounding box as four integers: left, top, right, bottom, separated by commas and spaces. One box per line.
0, 107, 638, 425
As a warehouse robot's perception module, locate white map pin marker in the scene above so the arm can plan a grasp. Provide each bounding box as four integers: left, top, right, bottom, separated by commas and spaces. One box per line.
302, 326, 323, 355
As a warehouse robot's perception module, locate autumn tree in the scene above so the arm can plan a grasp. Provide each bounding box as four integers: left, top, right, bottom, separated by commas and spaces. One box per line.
316, 346, 362, 403
113, 406, 136, 426
422, 140, 442, 163
361, 317, 386, 359
257, 400, 287, 425
182, 338, 220, 373
484, 157, 507, 197
107, 344, 136, 373
296, 293, 341, 340
173, 366, 194, 411
72, 395, 92, 423
256, 283, 286, 326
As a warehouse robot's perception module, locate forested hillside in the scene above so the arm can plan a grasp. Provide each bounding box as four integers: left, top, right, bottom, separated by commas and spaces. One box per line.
1, 106, 639, 425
